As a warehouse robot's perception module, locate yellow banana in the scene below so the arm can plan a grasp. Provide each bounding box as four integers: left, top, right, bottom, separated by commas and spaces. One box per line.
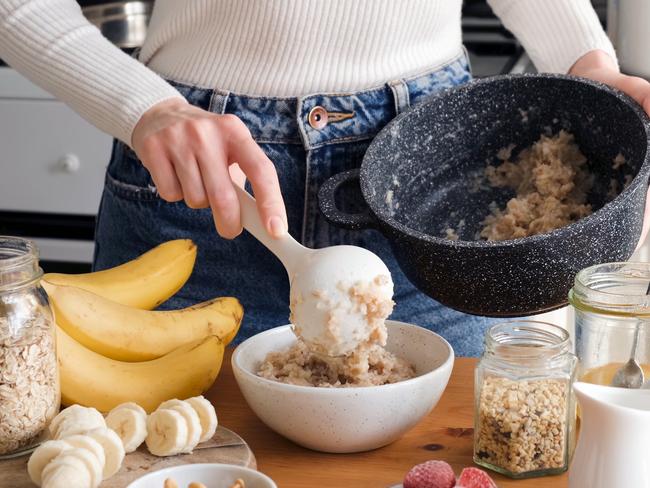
48, 284, 243, 362
57, 327, 224, 413
42, 239, 197, 310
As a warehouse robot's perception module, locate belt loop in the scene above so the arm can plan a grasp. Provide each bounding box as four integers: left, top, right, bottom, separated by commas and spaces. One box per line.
388, 79, 410, 115
208, 89, 231, 114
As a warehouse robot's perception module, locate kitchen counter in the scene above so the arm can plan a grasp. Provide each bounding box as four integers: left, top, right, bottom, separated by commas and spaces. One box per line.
207, 352, 568, 488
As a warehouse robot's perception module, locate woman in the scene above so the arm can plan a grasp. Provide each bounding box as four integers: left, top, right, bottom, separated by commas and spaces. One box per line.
2, 0, 649, 356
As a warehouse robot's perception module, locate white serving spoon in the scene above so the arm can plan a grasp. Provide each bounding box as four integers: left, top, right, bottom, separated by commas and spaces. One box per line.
234, 185, 393, 357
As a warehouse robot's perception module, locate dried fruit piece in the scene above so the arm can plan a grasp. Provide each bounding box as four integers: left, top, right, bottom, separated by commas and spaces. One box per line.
403, 460, 456, 488
457, 467, 497, 488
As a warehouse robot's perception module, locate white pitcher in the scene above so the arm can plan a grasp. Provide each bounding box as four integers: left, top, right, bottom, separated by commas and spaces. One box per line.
569, 382, 650, 488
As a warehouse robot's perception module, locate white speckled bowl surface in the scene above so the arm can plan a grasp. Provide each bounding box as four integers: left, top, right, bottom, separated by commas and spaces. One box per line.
232, 321, 454, 453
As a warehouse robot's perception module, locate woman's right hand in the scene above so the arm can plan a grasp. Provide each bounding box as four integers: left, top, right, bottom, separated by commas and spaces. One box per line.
131, 98, 288, 239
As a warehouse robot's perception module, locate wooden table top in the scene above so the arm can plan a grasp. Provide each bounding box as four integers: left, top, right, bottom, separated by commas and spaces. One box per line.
206, 352, 568, 488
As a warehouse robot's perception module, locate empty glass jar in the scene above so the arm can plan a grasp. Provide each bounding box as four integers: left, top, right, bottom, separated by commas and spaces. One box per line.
569, 262, 650, 386
473, 321, 577, 478
0, 236, 59, 458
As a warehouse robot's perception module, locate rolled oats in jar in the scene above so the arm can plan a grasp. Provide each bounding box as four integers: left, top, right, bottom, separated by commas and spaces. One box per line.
473, 321, 577, 479
0, 237, 59, 458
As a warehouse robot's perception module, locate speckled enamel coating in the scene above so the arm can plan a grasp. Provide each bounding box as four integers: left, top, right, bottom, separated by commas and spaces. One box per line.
318, 74, 650, 317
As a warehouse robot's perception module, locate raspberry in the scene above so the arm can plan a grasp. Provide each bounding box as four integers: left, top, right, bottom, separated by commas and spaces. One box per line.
403, 460, 456, 488
457, 467, 497, 488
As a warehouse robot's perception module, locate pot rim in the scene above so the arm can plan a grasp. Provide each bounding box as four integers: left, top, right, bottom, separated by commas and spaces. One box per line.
359, 73, 650, 248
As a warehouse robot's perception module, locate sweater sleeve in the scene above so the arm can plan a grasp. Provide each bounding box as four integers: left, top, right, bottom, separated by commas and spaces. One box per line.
0, 0, 186, 145
487, 0, 617, 74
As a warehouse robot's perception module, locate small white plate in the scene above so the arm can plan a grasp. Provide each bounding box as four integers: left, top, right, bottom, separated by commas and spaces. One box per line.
126, 463, 277, 488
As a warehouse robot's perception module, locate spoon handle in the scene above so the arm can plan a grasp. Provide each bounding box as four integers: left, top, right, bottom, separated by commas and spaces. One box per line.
234, 184, 308, 276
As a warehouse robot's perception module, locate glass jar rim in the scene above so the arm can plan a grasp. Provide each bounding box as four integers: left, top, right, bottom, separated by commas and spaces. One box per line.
570, 262, 650, 315
485, 320, 571, 360
0, 236, 42, 292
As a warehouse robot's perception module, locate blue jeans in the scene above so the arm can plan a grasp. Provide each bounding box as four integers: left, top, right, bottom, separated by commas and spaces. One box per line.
95, 52, 496, 357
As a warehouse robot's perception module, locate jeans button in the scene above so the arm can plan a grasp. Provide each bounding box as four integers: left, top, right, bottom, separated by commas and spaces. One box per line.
308, 106, 328, 129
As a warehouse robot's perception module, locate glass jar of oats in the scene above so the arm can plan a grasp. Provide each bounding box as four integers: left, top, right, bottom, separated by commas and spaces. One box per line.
0, 236, 59, 458
473, 321, 577, 479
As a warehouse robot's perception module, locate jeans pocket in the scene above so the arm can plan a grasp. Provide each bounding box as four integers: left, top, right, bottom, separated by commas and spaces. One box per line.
104, 140, 160, 202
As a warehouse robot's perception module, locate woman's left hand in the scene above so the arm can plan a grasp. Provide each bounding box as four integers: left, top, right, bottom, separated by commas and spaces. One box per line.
570, 49, 650, 249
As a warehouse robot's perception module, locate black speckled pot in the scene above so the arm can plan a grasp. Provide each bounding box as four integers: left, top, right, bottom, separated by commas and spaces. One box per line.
318, 74, 650, 317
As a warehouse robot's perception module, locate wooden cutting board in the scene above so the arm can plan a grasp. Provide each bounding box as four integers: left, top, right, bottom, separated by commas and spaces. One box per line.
0, 426, 255, 488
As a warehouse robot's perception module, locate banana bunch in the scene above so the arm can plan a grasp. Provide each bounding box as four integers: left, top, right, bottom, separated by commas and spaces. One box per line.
43, 240, 244, 412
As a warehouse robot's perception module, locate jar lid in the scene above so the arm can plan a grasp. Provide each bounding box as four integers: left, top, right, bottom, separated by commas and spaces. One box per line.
570, 262, 650, 316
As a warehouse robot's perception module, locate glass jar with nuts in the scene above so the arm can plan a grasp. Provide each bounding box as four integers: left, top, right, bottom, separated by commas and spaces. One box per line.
473, 320, 577, 479
0, 237, 59, 458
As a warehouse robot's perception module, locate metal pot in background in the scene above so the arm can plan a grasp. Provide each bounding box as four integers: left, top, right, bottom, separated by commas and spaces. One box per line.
82, 1, 153, 49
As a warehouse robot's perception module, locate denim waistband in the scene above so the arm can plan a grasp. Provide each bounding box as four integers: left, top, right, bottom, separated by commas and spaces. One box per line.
166, 51, 471, 150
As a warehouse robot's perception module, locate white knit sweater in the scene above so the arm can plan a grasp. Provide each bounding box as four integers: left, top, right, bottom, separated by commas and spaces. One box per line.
0, 0, 615, 145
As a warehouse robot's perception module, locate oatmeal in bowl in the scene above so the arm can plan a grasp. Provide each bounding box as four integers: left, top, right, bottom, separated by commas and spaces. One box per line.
232, 321, 453, 453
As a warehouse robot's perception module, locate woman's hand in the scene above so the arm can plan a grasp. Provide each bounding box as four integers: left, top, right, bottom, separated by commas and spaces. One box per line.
570, 50, 650, 248
131, 98, 288, 239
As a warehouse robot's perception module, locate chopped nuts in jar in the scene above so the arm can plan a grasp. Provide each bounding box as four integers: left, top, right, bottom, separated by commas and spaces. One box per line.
0, 315, 59, 455
475, 376, 569, 475
474, 321, 576, 479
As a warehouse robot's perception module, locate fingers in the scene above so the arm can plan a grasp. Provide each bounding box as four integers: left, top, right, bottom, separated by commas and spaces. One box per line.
171, 153, 209, 209
197, 143, 242, 239
218, 116, 288, 237
137, 142, 183, 202
132, 102, 287, 240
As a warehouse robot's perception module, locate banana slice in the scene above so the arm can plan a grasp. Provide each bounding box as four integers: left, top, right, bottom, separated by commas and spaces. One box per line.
186, 396, 218, 443
27, 440, 72, 486
145, 408, 188, 456
158, 399, 201, 453
62, 435, 106, 471
86, 427, 125, 479
49, 405, 100, 438
61, 447, 103, 488
105, 406, 147, 453
41, 451, 92, 488
112, 401, 147, 417
54, 406, 106, 439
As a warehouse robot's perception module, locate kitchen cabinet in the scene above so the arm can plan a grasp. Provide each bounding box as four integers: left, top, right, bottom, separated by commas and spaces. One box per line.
0, 67, 112, 265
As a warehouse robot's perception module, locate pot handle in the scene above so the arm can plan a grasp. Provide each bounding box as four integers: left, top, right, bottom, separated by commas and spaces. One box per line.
318, 169, 378, 230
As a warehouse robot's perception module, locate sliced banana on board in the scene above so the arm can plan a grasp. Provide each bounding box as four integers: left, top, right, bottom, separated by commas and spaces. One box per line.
61, 447, 103, 488
186, 396, 218, 443
86, 427, 125, 479
41, 451, 92, 488
158, 399, 202, 453
49, 405, 104, 439
53, 406, 106, 439
112, 401, 147, 417
145, 409, 189, 456
106, 405, 148, 453
27, 440, 72, 486
62, 435, 106, 472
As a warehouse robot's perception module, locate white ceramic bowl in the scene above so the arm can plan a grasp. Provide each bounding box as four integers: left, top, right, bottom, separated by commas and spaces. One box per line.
232, 320, 454, 453
126, 463, 277, 488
